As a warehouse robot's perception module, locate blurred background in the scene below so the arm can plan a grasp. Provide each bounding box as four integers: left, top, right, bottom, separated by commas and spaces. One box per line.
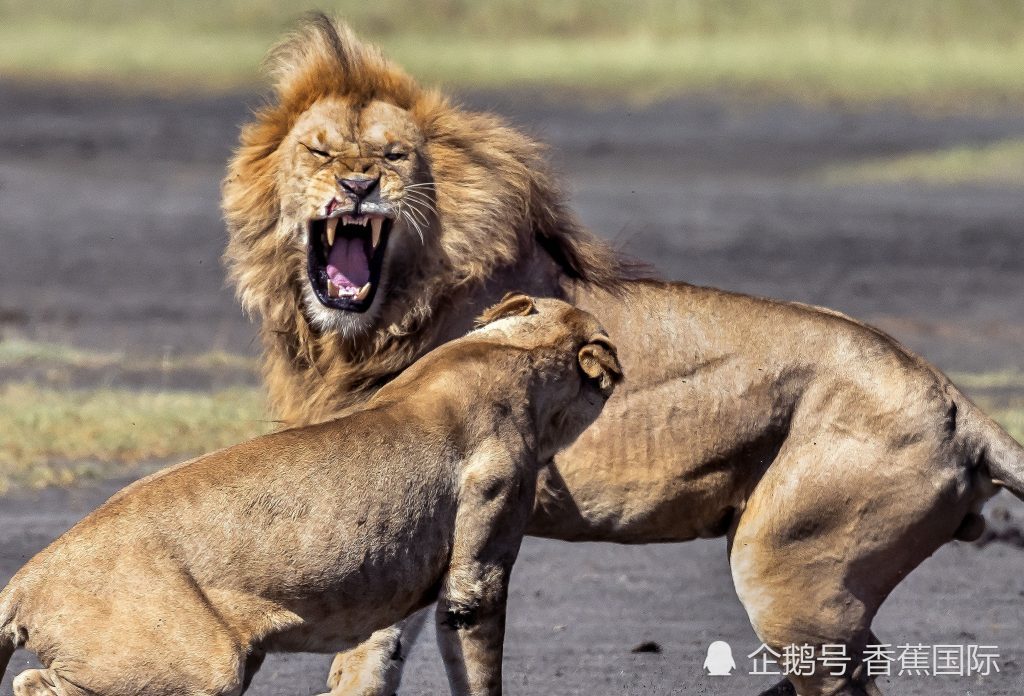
1, 2, 1023, 694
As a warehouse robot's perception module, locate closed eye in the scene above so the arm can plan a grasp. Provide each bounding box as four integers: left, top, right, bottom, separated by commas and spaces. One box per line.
302, 143, 331, 158
384, 151, 407, 162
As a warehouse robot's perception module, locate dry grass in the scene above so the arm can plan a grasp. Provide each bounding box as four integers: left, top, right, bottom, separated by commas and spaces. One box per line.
951, 370, 1024, 391
0, 337, 257, 373
952, 370, 1024, 444
821, 139, 1024, 186
1, 1, 1024, 105
0, 382, 270, 493
989, 405, 1024, 445
0, 338, 268, 492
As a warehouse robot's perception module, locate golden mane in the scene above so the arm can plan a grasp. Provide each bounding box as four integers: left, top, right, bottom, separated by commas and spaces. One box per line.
222, 14, 638, 423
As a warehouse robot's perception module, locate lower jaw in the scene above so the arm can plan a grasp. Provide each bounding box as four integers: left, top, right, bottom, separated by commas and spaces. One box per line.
326, 279, 372, 303
305, 274, 384, 315
313, 292, 374, 314
305, 295, 376, 332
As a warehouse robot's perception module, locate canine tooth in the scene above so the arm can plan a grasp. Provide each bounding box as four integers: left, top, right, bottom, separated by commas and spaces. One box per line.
371, 218, 382, 248
325, 218, 338, 247
356, 283, 372, 302
328, 280, 340, 298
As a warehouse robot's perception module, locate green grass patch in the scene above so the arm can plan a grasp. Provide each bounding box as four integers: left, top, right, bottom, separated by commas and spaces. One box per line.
951, 369, 1024, 444
0, 337, 257, 373
0, 382, 270, 493
951, 370, 1024, 391
2, 1, 1024, 104
821, 139, 1024, 185
989, 404, 1024, 444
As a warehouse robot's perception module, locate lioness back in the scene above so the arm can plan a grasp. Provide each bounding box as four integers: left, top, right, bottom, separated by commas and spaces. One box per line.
3, 405, 460, 656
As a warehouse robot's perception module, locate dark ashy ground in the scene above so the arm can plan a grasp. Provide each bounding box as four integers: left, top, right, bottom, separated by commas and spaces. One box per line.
1, 81, 1024, 694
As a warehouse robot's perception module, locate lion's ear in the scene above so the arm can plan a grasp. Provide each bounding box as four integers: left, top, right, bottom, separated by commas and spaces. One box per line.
475, 293, 537, 328
578, 335, 623, 395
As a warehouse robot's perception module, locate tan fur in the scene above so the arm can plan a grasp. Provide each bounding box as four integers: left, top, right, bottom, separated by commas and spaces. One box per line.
224, 16, 1024, 696
0, 296, 620, 696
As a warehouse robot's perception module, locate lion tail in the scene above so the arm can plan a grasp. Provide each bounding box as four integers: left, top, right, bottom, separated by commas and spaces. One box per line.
961, 399, 1024, 502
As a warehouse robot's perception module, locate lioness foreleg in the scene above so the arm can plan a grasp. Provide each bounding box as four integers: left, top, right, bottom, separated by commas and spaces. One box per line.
435, 574, 510, 696
436, 447, 537, 696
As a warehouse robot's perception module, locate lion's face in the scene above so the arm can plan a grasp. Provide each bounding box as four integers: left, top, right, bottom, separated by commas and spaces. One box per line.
224, 17, 629, 421
279, 96, 432, 334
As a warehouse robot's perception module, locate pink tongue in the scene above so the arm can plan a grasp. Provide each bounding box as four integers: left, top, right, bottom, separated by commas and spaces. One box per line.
326, 237, 369, 289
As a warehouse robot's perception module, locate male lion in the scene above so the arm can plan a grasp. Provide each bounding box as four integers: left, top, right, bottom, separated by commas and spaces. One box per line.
222, 15, 1024, 696
0, 294, 621, 696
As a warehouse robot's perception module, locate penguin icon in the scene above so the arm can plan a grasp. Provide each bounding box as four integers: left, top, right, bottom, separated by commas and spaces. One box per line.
703, 640, 736, 676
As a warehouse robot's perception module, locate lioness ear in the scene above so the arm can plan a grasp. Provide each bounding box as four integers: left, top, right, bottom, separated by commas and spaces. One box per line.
578, 336, 623, 395
475, 293, 537, 327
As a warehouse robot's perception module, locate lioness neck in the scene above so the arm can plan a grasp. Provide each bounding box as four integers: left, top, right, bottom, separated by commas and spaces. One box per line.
383, 342, 556, 462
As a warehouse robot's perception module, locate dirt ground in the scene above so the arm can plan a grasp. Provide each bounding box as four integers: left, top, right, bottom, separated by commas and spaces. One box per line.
1, 80, 1024, 694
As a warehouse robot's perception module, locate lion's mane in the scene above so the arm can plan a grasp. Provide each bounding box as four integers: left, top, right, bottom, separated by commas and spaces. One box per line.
223, 14, 633, 423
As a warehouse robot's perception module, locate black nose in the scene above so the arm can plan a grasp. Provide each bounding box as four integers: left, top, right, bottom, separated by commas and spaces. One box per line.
338, 176, 379, 199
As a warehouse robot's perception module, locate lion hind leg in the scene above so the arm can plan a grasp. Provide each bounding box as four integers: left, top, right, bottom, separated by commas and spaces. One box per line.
731, 430, 971, 695
13, 669, 90, 696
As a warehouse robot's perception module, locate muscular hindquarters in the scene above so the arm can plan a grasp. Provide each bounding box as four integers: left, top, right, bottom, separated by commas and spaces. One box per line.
530, 282, 911, 544
531, 282, 993, 550
728, 373, 987, 693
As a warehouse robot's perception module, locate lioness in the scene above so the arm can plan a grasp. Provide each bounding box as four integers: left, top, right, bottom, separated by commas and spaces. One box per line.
0, 295, 622, 696
222, 15, 1024, 696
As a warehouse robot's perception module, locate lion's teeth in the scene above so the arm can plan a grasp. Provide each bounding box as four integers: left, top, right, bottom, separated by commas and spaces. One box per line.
371, 218, 382, 248
342, 214, 353, 225
327, 280, 341, 298
356, 282, 372, 302
325, 218, 338, 247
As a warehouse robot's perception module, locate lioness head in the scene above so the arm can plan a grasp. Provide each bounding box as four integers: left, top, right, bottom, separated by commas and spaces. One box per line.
475, 292, 623, 395
223, 15, 629, 356
473, 293, 623, 454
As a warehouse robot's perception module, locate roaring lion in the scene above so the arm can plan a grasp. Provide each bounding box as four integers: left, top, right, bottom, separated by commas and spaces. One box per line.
222, 15, 1024, 696
0, 295, 621, 696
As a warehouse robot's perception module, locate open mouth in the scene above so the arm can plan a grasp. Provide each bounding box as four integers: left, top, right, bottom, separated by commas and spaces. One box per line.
307, 213, 392, 311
